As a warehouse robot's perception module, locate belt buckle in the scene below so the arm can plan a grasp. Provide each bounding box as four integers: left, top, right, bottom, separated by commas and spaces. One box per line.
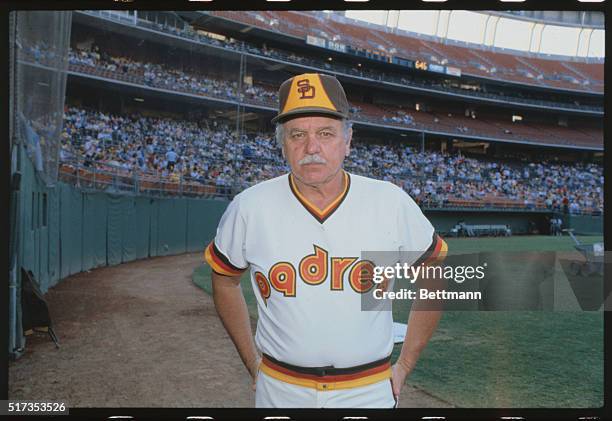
314, 365, 335, 377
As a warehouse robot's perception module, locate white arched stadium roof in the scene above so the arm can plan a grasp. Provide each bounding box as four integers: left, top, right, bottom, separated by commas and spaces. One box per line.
342, 10, 604, 59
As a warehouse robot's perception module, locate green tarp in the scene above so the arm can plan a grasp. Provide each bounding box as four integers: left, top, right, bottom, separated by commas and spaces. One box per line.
133, 197, 151, 260
186, 198, 227, 253
106, 194, 125, 266
59, 183, 83, 278
47, 186, 61, 287
562, 213, 603, 236
82, 193, 108, 271
149, 198, 159, 258
157, 199, 188, 256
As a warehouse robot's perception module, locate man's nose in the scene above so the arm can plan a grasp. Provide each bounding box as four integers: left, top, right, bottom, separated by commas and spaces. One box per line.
304, 133, 321, 154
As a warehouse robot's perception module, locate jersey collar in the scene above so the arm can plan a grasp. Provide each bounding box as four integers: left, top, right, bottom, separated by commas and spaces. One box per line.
288, 171, 351, 224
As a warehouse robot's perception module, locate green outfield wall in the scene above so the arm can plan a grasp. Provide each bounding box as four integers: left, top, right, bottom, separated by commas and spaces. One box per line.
16, 148, 227, 295
559, 213, 603, 236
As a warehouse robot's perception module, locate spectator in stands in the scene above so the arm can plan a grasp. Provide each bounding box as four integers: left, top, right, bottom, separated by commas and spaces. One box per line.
165, 148, 178, 170
562, 196, 570, 214
569, 202, 580, 214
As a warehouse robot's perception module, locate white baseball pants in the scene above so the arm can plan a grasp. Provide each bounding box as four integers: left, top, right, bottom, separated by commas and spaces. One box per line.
255, 369, 397, 408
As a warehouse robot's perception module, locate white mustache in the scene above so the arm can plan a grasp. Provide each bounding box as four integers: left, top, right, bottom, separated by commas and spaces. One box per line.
299, 154, 327, 165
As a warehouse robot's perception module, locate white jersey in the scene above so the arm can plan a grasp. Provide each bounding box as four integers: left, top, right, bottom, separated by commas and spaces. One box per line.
205, 171, 446, 368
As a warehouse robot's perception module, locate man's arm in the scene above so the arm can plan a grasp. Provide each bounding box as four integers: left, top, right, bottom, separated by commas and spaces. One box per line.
211, 271, 261, 389
391, 274, 445, 398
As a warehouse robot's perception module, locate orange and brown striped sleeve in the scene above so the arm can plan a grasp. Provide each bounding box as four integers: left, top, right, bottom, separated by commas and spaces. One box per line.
413, 233, 448, 267
204, 241, 248, 277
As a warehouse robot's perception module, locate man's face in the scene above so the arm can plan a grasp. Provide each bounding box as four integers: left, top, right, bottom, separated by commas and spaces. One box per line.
281, 116, 351, 186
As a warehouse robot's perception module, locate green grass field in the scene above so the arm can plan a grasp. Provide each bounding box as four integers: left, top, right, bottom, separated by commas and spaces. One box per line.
192, 235, 604, 408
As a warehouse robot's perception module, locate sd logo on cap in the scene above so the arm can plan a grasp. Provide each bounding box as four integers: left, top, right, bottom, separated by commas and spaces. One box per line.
272, 73, 349, 124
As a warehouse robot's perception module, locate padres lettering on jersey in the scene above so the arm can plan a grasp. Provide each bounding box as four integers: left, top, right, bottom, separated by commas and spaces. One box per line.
204, 172, 447, 368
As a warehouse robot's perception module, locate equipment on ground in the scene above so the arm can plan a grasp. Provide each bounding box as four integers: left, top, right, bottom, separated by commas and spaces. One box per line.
563, 229, 604, 276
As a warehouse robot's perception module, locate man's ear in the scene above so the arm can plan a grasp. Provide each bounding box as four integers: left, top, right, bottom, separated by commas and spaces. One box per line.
345, 127, 353, 157
281, 145, 286, 159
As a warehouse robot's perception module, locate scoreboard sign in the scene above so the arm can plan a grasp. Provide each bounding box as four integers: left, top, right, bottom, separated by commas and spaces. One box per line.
415, 60, 428, 71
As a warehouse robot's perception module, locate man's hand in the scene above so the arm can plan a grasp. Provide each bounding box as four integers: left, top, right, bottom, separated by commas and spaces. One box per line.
211, 272, 261, 393
392, 264, 445, 404
390, 358, 416, 399
248, 355, 262, 391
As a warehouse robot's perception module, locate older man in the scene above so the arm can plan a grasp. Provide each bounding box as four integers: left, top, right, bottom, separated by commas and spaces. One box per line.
204, 73, 447, 408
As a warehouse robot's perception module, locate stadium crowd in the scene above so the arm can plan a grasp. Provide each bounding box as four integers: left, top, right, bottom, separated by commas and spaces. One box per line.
60, 106, 603, 214
64, 45, 601, 148
68, 46, 278, 106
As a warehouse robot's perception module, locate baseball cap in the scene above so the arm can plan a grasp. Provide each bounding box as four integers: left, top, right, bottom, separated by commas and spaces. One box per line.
271, 73, 349, 124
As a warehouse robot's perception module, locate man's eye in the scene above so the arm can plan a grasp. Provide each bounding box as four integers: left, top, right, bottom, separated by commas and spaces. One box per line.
320, 132, 333, 137
291, 133, 305, 139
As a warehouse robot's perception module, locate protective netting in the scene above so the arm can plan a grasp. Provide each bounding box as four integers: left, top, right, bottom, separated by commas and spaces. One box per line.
12, 11, 72, 186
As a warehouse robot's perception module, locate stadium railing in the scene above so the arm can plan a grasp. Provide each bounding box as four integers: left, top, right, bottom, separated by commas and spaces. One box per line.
58, 155, 229, 199
56, 154, 601, 216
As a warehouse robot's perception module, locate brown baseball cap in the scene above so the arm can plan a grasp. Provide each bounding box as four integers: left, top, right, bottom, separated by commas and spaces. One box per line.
271, 73, 349, 124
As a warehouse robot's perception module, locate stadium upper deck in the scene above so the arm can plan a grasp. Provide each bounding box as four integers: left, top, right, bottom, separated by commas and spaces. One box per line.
59, 47, 602, 150
73, 11, 603, 116
205, 11, 603, 94
34, 11, 600, 152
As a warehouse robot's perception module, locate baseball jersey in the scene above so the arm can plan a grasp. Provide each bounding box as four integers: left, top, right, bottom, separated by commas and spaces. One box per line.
204, 171, 447, 368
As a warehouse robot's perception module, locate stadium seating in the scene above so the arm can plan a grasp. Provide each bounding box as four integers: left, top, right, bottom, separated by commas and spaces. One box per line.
207, 11, 603, 92
565, 60, 603, 83
57, 105, 603, 215
64, 48, 602, 150
53, 14, 604, 215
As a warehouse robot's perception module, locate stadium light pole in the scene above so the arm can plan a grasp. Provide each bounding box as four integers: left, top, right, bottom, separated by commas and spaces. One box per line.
235, 52, 246, 142
586, 28, 595, 57
421, 130, 425, 153
482, 14, 491, 45
537, 24, 545, 54
528, 22, 536, 53
492, 16, 499, 46
444, 11, 452, 39
575, 27, 584, 57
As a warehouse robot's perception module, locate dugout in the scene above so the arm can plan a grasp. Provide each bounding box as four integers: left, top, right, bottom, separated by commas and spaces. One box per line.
427, 209, 547, 236
428, 209, 602, 236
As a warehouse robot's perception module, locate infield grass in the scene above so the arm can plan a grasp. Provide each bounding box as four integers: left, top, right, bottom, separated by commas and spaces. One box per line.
192, 235, 604, 408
